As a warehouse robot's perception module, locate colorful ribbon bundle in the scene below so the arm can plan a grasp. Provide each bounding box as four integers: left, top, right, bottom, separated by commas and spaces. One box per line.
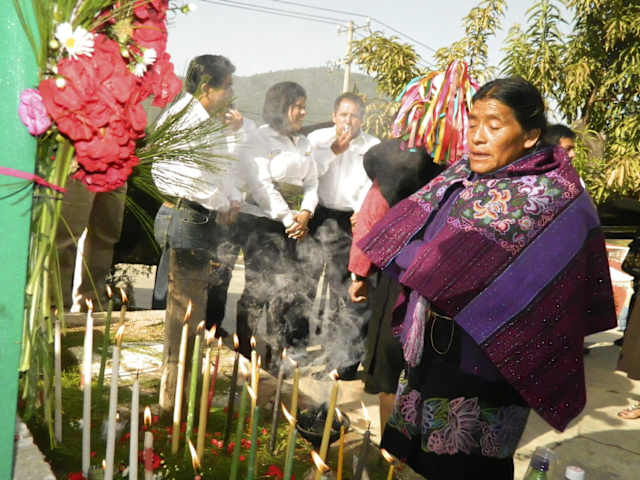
391, 60, 479, 165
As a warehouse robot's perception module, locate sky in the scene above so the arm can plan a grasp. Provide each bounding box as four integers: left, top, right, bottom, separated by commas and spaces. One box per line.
166, 0, 573, 78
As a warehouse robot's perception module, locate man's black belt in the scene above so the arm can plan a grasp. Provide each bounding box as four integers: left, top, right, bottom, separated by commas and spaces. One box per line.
175, 198, 211, 215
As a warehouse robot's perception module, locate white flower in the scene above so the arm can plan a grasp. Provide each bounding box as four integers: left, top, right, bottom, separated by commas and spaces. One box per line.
54, 22, 94, 59
142, 48, 157, 66
133, 62, 147, 78
188, 3, 198, 11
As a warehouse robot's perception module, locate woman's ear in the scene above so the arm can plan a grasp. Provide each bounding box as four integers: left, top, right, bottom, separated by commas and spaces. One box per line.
524, 128, 542, 149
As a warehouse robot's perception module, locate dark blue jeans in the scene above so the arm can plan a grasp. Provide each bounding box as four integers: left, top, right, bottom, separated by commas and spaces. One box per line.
152, 202, 241, 328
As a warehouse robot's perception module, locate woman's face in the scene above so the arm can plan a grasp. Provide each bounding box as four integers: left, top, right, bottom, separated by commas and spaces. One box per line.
286, 97, 307, 133
468, 98, 540, 174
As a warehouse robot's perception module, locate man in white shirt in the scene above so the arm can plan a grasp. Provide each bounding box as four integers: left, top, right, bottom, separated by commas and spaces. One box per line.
307, 93, 380, 378
152, 54, 253, 410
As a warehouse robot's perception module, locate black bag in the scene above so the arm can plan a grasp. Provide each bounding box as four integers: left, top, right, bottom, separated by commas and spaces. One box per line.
622, 232, 640, 278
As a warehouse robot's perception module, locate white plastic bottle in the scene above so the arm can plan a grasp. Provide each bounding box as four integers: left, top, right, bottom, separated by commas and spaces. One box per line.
564, 465, 585, 480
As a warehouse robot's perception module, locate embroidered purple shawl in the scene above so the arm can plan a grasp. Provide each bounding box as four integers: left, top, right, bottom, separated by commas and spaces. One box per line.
358, 146, 616, 431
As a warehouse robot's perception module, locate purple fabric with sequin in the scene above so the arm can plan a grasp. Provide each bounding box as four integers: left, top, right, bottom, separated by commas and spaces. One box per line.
358, 147, 617, 431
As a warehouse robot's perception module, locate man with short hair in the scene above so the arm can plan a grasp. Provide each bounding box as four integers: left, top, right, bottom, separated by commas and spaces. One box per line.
543, 124, 576, 160
152, 54, 254, 409
307, 93, 380, 378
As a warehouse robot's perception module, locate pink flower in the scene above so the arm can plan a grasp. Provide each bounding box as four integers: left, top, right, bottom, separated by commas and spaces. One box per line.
18, 88, 52, 135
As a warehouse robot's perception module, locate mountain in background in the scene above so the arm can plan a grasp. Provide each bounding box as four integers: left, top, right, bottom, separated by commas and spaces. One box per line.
233, 67, 379, 126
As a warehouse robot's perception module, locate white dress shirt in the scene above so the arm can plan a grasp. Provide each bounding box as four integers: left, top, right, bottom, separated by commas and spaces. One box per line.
308, 127, 380, 212
239, 125, 318, 227
151, 92, 254, 212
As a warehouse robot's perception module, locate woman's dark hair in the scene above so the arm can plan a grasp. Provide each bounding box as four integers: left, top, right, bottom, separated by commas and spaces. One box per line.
263, 81, 306, 132
185, 55, 235, 94
472, 77, 547, 138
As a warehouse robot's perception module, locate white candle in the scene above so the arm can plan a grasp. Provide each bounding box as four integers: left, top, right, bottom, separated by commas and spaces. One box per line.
171, 300, 192, 454
54, 316, 62, 443
144, 407, 154, 480
82, 299, 94, 476
104, 325, 125, 480
129, 374, 140, 480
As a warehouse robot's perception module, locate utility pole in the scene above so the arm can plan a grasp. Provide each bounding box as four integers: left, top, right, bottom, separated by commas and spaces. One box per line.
338, 19, 370, 93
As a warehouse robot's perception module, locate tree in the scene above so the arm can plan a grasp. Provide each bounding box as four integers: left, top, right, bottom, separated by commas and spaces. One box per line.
351, 32, 423, 138
500, 0, 640, 202
434, 0, 507, 82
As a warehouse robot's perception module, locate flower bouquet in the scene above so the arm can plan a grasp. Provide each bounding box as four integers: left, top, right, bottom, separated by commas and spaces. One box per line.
10, 0, 201, 445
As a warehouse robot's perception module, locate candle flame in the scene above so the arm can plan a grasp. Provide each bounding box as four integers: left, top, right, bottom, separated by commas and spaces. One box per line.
289, 357, 298, 369
196, 320, 205, 333
119, 288, 128, 304
183, 300, 192, 322
282, 403, 295, 425
218, 337, 223, 348
311, 450, 330, 473
102, 459, 106, 470
115, 324, 125, 347
85, 298, 93, 312
211, 324, 217, 338
116, 410, 121, 423
250, 336, 256, 349
281, 348, 287, 360
360, 401, 371, 425
144, 406, 152, 427
233, 333, 239, 350
106, 285, 113, 298
330, 369, 340, 381
335, 408, 343, 423
247, 385, 256, 401
380, 448, 394, 464
257, 355, 262, 368
206, 328, 215, 346
188, 438, 200, 472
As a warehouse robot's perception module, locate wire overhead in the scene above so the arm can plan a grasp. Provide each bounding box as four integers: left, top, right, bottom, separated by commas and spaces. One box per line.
201, 0, 348, 25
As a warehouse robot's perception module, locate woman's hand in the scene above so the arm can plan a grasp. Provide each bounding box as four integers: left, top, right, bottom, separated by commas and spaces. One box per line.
285, 210, 312, 240
349, 279, 368, 303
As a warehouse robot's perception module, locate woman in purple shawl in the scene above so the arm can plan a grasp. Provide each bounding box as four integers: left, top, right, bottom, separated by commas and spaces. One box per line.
358, 77, 616, 479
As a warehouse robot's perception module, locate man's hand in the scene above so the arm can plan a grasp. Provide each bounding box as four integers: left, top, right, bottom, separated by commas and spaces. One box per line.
331, 128, 353, 155
349, 279, 368, 303
285, 210, 312, 240
216, 201, 241, 226
224, 109, 244, 132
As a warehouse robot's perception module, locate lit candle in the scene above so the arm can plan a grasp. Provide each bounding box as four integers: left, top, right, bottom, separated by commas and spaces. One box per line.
336, 409, 345, 480
118, 288, 128, 329
249, 336, 257, 434
82, 299, 94, 477
229, 361, 249, 480
129, 373, 140, 480
381, 448, 395, 480
143, 407, 154, 480
54, 314, 62, 444
171, 300, 192, 454
315, 370, 339, 480
246, 387, 260, 480
196, 328, 215, 460
188, 439, 202, 480
269, 349, 287, 453
206, 336, 222, 414
223, 333, 240, 448
97, 285, 114, 399
104, 324, 125, 480
353, 401, 371, 480
311, 450, 331, 478
282, 403, 297, 480
186, 321, 205, 450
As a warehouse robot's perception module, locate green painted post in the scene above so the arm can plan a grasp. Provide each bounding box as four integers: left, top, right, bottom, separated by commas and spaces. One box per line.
0, 2, 38, 478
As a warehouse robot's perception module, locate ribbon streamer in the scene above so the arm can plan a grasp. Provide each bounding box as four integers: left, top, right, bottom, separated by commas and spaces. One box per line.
0, 166, 66, 193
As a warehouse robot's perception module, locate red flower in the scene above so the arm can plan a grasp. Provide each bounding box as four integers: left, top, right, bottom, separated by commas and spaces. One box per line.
239, 455, 246, 462
152, 415, 159, 424
68, 473, 86, 480
267, 464, 294, 480
140, 52, 182, 107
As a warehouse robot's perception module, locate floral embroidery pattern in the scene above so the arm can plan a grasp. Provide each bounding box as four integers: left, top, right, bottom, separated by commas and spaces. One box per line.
389, 392, 529, 458
409, 152, 581, 257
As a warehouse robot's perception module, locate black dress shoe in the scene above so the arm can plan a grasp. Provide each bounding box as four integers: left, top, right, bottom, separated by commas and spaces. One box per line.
337, 363, 360, 381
